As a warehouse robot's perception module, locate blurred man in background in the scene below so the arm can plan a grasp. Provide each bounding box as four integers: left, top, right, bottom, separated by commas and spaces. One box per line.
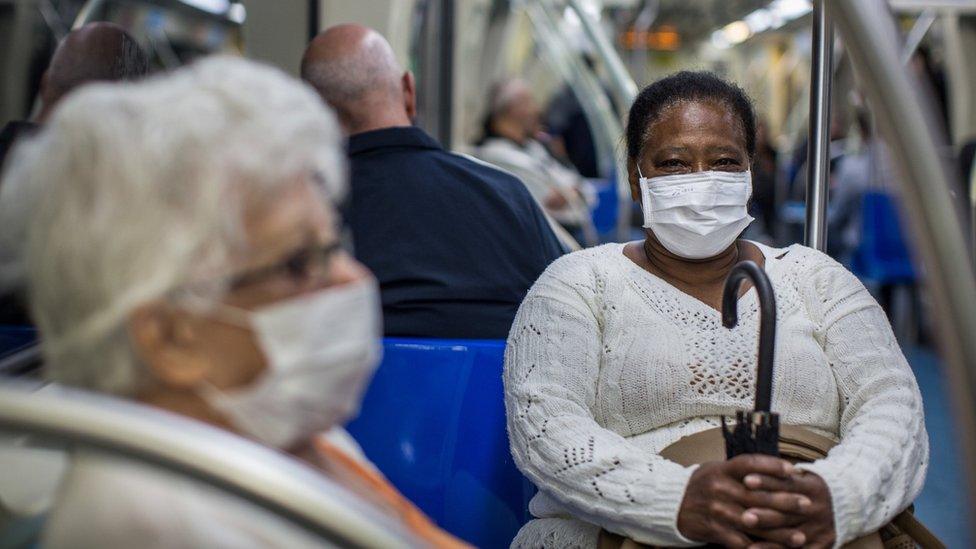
0, 22, 148, 173
0, 21, 149, 325
476, 78, 597, 245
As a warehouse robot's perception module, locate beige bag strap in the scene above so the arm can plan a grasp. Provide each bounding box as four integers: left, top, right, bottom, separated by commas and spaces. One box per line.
891, 511, 946, 549
658, 425, 838, 466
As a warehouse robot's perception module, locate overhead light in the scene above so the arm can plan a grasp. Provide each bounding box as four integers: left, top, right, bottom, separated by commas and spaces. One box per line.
708, 0, 812, 49
179, 0, 230, 15
768, 0, 813, 24
744, 9, 774, 34
730, 0, 813, 42
722, 20, 753, 44
710, 31, 731, 50
227, 3, 246, 24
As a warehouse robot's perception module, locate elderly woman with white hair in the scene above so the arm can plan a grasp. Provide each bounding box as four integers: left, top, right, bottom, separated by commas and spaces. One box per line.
2, 57, 467, 549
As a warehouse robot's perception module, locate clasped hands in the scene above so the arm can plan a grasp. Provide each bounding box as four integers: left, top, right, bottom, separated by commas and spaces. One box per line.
677, 455, 836, 548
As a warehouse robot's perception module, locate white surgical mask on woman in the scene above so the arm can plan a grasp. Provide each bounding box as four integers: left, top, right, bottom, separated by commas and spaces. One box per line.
638, 168, 754, 259
197, 278, 382, 449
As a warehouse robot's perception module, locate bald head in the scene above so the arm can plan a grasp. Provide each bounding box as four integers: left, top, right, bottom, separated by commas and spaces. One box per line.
39, 22, 149, 121
301, 24, 415, 134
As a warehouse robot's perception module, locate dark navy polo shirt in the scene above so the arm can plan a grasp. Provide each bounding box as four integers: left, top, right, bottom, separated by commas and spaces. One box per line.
345, 126, 566, 339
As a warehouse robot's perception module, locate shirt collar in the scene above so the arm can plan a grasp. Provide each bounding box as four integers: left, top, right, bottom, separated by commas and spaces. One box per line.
347, 126, 443, 156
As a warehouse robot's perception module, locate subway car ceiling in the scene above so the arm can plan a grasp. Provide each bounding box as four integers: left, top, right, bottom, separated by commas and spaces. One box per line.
3, 0, 975, 150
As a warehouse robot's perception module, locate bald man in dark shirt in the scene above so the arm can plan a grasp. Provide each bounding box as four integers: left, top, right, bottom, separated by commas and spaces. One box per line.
301, 25, 566, 339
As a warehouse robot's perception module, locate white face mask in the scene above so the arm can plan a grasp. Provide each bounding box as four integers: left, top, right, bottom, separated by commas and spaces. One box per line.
198, 278, 382, 449
639, 168, 754, 259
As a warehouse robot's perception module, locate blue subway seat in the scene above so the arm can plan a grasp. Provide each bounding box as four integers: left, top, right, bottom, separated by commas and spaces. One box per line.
0, 326, 37, 360
346, 338, 534, 548
851, 191, 916, 284
590, 176, 618, 238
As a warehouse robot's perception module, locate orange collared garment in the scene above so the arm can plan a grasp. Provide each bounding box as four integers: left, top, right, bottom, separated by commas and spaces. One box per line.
314, 437, 472, 549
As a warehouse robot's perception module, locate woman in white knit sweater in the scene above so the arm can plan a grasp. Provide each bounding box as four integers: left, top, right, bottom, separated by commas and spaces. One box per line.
504, 72, 927, 548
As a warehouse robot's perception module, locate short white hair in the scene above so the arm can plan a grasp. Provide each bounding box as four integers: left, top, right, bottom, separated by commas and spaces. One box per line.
3, 56, 346, 394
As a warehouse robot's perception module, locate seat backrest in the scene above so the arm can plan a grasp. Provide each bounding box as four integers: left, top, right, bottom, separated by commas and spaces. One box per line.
346, 338, 534, 549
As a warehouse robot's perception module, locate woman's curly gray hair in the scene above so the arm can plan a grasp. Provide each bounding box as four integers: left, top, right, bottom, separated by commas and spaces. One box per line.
3, 56, 346, 394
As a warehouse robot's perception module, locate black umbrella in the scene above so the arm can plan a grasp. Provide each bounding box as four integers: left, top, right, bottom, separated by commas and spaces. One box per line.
720, 260, 779, 458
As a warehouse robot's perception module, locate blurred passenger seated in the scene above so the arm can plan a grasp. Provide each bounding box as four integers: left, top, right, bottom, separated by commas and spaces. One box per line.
0, 22, 148, 174
745, 119, 778, 243
0, 22, 148, 325
3, 56, 467, 548
300, 25, 565, 340
828, 109, 884, 265
475, 78, 598, 245
544, 55, 604, 179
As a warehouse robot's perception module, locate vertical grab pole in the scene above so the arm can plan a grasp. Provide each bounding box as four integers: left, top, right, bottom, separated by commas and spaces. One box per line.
307, 0, 319, 43
437, 0, 455, 150
804, 0, 833, 252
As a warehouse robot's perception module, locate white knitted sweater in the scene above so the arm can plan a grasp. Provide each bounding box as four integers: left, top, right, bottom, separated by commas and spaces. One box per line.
504, 242, 927, 548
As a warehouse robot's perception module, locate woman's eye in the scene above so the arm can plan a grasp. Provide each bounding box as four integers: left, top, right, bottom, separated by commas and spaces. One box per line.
284, 250, 314, 281
715, 157, 740, 167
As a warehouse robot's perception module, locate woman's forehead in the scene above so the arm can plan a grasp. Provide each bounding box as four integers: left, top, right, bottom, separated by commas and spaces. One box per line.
237, 182, 335, 264
643, 99, 746, 150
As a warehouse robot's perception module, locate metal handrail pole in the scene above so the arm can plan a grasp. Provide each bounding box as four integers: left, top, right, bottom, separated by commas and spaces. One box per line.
565, 0, 638, 115
834, 0, 976, 509
525, 1, 630, 241
900, 9, 937, 65
564, 0, 639, 241
804, 0, 833, 252
524, 2, 619, 175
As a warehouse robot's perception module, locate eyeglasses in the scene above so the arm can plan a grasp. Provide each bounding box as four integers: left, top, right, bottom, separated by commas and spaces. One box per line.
226, 241, 344, 291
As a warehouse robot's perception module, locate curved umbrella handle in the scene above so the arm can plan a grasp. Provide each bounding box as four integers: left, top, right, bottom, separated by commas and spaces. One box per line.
722, 260, 777, 413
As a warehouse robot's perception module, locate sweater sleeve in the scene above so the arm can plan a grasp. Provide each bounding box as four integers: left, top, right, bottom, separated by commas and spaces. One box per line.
504, 258, 697, 547
794, 254, 928, 546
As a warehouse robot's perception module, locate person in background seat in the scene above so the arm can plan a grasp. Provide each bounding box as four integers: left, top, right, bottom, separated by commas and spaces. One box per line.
300, 25, 565, 340
4, 56, 467, 549
0, 22, 149, 325
476, 78, 597, 245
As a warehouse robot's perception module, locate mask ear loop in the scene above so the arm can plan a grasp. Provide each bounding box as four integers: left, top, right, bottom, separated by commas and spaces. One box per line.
636, 162, 647, 229
171, 289, 253, 331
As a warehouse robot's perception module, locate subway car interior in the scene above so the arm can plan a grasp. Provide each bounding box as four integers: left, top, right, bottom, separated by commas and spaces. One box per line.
1, 0, 975, 547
